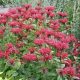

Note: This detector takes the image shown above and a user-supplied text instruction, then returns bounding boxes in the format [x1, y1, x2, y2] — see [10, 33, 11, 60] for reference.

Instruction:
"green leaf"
[57, 75, 63, 80]
[14, 61, 21, 70]
[6, 70, 16, 77]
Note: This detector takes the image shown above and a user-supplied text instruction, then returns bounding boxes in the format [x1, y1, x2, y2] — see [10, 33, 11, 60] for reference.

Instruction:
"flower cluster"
[0, 4, 80, 79]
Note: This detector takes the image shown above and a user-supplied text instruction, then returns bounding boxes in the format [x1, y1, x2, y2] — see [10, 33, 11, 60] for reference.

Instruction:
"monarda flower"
[35, 6, 42, 10]
[11, 28, 22, 34]
[8, 47, 19, 54]
[0, 29, 4, 35]
[4, 12, 12, 18]
[44, 54, 53, 61]
[58, 11, 68, 17]
[46, 11, 55, 18]
[56, 51, 61, 57]
[63, 59, 72, 67]
[55, 41, 69, 50]
[23, 12, 31, 19]
[50, 20, 60, 30]
[9, 58, 15, 65]
[39, 47, 51, 55]
[40, 54, 53, 61]
[68, 34, 77, 42]
[9, 21, 19, 27]
[73, 49, 79, 56]
[0, 19, 7, 25]
[5, 43, 19, 54]
[17, 7, 25, 13]
[35, 13, 44, 20]
[22, 53, 37, 61]
[10, 13, 20, 20]
[6, 43, 14, 49]
[45, 6, 55, 11]
[59, 18, 68, 24]
[45, 38, 57, 46]
[4, 49, 11, 59]
[28, 47, 36, 53]
[35, 28, 45, 36]
[23, 4, 32, 9]
[45, 29, 54, 37]
[59, 67, 75, 76]
[30, 9, 38, 15]
[22, 24, 33, 30]
[54, 32, 66, 38]
[61, 37, 71, 43]
[61, 52, 68, 59]
[8, 8, 17, 14]
[34, 38, 45, 45]
[65, 67, 75, 76]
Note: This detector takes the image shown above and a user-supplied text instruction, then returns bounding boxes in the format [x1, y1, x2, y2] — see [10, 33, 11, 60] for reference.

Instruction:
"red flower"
[50, 20, 60, 30]
[40, 54, 53, 61]
[49, 12, 55, 18]
[54, 32, 66, 38]
[8, 47, 19, 54]
[23, 11, 31, 19]
[55, 41, 69, 50]
[30, 9, 37, 14]
[35, 13, 44, 20]
[28, 47, 36, 53]
[22, 24, 33, 30]
[44, 54, 53, 61]
[4, 12, 12, 18]
[59, 18, 68, 24]
[45, 29, 54, 37]
[56, 51, 61, 57]
[45, 6, 55, 11]
[61, 52, 68, 59]
[0, 29, 4, 35]
[8, 8, 17, 14]
[34, 38, 45, 45]
[68, 34, 77, 42]
[22, 53, 37, 61]
[5, 43, 19, 54]
[67, 67, 75, 76]
[59, 67, 75, 76]
[9, 58, 15, 65]
[10, 13, 20, 19]
[39, 47, 51, 55]
[17, 7, 24, 12]
[0, 19, 7, 25]
[63, 59, 72, 66]
[61, 37, 70, 43]
[58, 11, 68, 17]
[35, 6, 42, 11]
[23, 4, 32, 9]
[6, 43, 14, 49]
[73, 49, 79, 56]
[59, 69, 67, 75]
[9, 21, 19, 27]
[11, 28, 22, 34]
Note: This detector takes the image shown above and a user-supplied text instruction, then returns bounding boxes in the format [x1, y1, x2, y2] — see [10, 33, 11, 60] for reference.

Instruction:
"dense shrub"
[0, 3, 80, 80]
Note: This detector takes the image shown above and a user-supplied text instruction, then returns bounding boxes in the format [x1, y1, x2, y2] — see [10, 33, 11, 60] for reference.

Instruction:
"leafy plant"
[0, 0, 80, 80]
